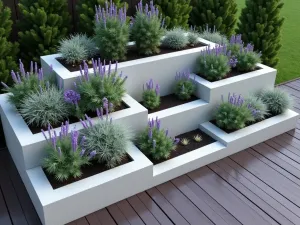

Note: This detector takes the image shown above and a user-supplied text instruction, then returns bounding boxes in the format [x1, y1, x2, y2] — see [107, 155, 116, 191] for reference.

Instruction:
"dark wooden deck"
[1, 79, 300, 225]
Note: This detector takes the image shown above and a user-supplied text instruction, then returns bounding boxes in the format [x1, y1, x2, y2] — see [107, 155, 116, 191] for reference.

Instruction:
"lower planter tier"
[19, 109, 298, 225]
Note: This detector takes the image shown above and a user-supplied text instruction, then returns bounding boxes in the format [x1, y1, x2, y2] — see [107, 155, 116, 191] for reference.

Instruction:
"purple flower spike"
[174, 138, 180, 145]
[155, 84, 160, 96]
[64, 90, 81, 104]
[165, 129, 169, 136]
[148, 127, 153, 139]
[89, 150, 97, 160]
[80, 149, 86, 157]
[1, 82, 9, 89]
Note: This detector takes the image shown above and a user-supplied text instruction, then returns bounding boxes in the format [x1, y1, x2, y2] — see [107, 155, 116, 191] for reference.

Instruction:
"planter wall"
[0, 93, 148, 171]
[194, 63, 277, 104]
[41, 39, 216, 101]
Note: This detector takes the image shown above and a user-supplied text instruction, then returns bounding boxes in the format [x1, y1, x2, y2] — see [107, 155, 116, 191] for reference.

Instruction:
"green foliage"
[58, 34, 97, 65]
[138, 119, 177, 160]
[81, 118, 132, 168]
[77, 0, 127, 37]
[174, 79, 195, 100]
[199, 27, 228, 45]
[20, 87, 71, 127]
[237, 0, 284, 67]
[236, 50, 261, 72]
[196, 46, 230, 81]
[215, 102, 254, 131]
[255, 89, 292, 116]
[187, 30, 200, 46]
[190, 0, 238, 37]
[154, 0, 192, 29]
[18, 0, 71, 63]
[0, 1, 18, 85]
[131, 2, 165, 55]
[162, 28, 188, 49]
[43, 127, 90, 182]
[76, 62, 126, 112]
[244, 95, 268, 121]
[142, 91, 160, 110]
[94, 4, 129, 61]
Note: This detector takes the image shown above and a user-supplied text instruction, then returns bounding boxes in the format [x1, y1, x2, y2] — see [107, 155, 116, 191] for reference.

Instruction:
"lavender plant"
[162, 28, 188, 50]
[1, 60, 55, 108]
[174, 71, 196, 100]
[20, 86, 71, 127]
[215, 93, 255, 131]
[228, 34, 243, 56]
[137, 117, 179, 160]
[131, 1, 165, 55]
[42, 122, 95, 182]
[142, 79, 160, 110]
[74, 60, 127, 113]
[58, 34, 97, 65]
[196, 45, 231, 81]
[235, 44, 261, 72]
[187, 26, 200, 46]
[80, 98, 132, 168]
[199, 25, 228, 45]
[94, 1, 129, 61]
[64, 89, 82, 119]
[244, 94, 268, 121]
[255, 89, 292, 116]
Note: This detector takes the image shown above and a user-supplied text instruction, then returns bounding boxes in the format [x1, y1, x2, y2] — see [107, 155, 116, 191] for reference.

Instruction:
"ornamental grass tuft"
[199, 25, 228, 45]
[94, 0, 129, 61]
[42, 122, 95, 182]
[80, 98, 132, 168]
[162, 28, 188, 50]
[174, 70, 196, 100]
[137, 117, 179, 160]
[142, 79, 160, 109]
[131, 0, 165, 55]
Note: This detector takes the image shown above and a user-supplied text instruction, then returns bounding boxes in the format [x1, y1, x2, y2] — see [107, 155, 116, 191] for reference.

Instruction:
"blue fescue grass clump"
[66, 59, 127, 116]
[196, 45, 231, 81]
[162, 28, 188, 50]
[94, 0, 129, 61]
[254, 89, 292, 116]
[244, 94, 269, 121]
[42, 122, 95, 182]
[20, 86, 71, 127]
[187, 26, 200, 46]
[137, 117, 179, 160]
[80, 98, 132, 168]
[1, 60, 55, 108]
[131, 0, 165, 55]
[199, 25, 228, 45]
[58, 34, 97, 65]
[142, 79, 160, 110]
[215, 93, 255, 131]
[174, 70, 196, 100]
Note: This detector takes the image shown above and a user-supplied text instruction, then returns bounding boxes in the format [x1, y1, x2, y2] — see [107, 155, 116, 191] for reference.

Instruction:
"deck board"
[1, 80, 300, 224]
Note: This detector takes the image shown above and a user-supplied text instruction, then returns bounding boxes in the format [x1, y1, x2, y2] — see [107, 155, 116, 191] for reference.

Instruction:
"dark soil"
[196, 67, 262, 82]
[27, 102, 129, 134]
[141, 94, 200, 114]
[57, 43, 206, 72]
[146, 129, 216, 165]
[44, 154, 133, 189]
[0, 120, 6, 150]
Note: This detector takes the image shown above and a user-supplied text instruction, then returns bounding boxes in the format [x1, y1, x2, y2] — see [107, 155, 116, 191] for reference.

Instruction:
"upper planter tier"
[41, 38, 216, 101]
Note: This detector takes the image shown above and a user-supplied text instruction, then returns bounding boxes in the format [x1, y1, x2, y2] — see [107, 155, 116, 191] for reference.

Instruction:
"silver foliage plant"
[80, 98, 132, 168]
[244, 94, 269, 121]
[20, 86, 71, 127]
[199, 25, 228, 45]
[162, 28, 188, 50]
[58, 34, 97, 65]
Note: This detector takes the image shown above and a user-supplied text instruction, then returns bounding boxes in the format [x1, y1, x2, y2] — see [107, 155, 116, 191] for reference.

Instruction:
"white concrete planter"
[199, 109, 299, 150]
[194, 63, 277, 103]
[0, 93, 147, 171]
[41, 38, 216, 101]
[23, 143, 153, 225]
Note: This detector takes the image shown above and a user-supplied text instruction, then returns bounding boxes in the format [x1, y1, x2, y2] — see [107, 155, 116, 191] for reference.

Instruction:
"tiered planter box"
[1, 37, 299, 225]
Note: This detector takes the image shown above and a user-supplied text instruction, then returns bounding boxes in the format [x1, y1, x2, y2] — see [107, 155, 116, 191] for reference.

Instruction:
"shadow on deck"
[1, 79, 300, 225]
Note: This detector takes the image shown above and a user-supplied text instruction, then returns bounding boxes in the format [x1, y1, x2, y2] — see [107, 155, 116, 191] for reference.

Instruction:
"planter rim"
[0, 93, 146, 146]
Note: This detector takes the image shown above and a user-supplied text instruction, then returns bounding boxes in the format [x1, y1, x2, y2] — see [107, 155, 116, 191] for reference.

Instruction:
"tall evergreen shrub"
[189, 0, 238, 37]
[237, 0, 284, 67]
[0, 0, 18, 84]
[154, 0, 192, 29]
[77, 0, 127, 37]
[18, 0, 71, 63]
